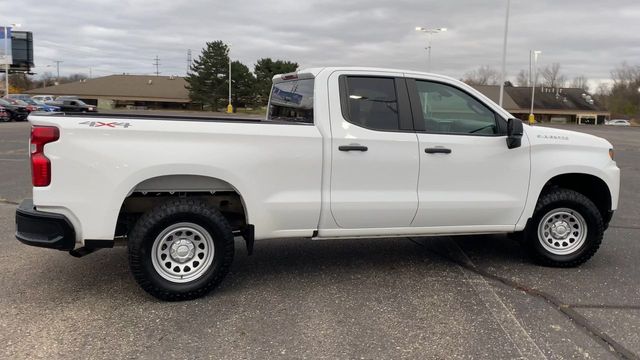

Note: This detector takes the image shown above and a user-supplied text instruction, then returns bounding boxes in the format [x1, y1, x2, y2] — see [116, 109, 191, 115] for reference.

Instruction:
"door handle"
[339, 144, 368, 152]
[425, 147, 452, 154]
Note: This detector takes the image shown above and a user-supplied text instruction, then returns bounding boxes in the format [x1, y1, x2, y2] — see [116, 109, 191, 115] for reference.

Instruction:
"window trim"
[338, 75, 414, 133]
[406, 78, 507, 136]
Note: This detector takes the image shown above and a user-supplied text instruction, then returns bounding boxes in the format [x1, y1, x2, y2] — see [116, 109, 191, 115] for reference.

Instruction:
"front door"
[329, 73, 420, 229]
[408, 79, 530, 228]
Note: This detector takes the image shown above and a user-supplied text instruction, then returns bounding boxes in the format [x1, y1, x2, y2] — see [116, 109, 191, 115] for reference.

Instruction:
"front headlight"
[609, 148, 615, 160]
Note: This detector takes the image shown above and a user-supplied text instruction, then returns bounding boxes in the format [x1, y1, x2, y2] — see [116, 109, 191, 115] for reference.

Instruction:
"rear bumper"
[15, 199, 76, 251]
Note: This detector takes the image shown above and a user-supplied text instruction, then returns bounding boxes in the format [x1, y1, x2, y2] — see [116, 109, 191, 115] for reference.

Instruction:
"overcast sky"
[1, 0, 639, 87]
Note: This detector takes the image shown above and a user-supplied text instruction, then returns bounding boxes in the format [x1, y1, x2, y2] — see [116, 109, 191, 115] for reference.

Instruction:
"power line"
[152, 55, 161, 76]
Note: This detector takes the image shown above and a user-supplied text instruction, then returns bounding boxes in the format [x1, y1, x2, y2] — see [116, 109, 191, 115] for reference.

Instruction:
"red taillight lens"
[30, 126, 59, 187]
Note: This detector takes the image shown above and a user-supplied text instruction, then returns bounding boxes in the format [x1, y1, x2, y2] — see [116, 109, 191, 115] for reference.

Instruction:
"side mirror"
[506, 118, 523, 149]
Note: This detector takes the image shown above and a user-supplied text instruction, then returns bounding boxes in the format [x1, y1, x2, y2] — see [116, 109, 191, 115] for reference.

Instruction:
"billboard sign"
[11, 31, 34, 72]
[0, 27, 12, 66]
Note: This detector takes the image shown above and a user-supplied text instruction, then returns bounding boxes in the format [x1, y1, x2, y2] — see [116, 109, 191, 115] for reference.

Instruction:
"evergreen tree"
[254, 58, 298, 104]
[185, 41, 230, 109]
[230, 60, 256, 108]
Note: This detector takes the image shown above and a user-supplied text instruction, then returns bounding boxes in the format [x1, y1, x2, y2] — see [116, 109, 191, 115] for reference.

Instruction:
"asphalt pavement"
[1, 121, 639, 359]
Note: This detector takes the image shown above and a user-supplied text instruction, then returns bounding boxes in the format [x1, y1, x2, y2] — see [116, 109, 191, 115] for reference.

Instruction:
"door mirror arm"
[506, 118, 523, 149]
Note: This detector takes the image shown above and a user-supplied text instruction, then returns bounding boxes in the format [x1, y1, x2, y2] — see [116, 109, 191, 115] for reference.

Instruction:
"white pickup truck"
[16, 67, 620, 300]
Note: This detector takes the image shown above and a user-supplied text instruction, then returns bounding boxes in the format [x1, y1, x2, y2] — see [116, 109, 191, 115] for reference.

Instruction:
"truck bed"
[37, 111, 267, 124]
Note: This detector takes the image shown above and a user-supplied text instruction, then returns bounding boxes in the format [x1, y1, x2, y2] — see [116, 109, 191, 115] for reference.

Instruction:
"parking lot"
[1, 121, 639, 359]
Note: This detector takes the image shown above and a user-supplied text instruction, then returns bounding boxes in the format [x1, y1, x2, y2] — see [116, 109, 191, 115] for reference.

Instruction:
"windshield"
[0, 99, 10, 106]
[22, 98, 37, 105]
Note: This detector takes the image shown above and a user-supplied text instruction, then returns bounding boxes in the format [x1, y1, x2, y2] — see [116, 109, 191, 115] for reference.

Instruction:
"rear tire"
[128, 198, 234, 301]
[526, 188, 603, 267]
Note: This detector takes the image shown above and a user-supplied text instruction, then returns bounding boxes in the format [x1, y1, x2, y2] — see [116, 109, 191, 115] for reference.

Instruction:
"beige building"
[26, 75, 192, 110]
[472, 85, 610, 124]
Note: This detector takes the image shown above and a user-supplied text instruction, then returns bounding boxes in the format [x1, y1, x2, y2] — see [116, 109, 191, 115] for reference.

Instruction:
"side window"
[268, 78, 314, 124]
[415, 80, 498, 135]
[343, 76, 399, 131]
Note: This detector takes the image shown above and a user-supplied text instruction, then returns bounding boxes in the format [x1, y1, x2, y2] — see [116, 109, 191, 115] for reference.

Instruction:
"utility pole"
[152, 55, 160, 76]
[89, 66, 92, 79]
[186, 49, 192, 75]
[53, 60, 63, 83]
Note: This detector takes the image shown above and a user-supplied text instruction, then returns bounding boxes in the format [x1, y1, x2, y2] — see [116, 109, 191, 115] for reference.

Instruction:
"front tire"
[128, 199, 234, 301]
[526, 188, 603, 267]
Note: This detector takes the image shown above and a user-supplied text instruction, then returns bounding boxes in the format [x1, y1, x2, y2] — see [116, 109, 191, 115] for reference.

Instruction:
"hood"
[525, 125, 612, 150]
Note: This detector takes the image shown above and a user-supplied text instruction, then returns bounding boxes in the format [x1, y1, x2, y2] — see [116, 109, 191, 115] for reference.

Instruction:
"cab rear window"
[268, 78, 314, 124]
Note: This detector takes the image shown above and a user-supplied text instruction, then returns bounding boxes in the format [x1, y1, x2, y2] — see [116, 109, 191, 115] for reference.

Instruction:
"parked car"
[15, 98, 47, 111]
[605, 119, 631, 126]
[54, 96, 79, 101]
[4, 94, 33, 102]
[57, 99, 97, 113]
[0, 106, 9, 122]
[32, 99, 61, 112]
[0, 98, 29, 121]
[31, 95, 56, 103]
[5, 98, 38, 113]
[16, 67, 620, 301]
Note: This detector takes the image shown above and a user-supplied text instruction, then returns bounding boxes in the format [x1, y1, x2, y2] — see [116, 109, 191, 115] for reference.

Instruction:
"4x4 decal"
[79, 121, 132, 128]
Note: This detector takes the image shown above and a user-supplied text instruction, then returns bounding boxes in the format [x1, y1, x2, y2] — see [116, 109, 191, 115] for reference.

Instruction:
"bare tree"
[540, 63, 567, 88]
[608, 62, 640, 117]
[570, 75, 590, 91]
[35, 72, 88, 88]
[60, 73, 88, 84]
[611, 61, 640, 86]
[516, 69, 529, 87]
[593, 82, 611, 109]
[462, 65, 500, 86]
[39, 72, 55, 87]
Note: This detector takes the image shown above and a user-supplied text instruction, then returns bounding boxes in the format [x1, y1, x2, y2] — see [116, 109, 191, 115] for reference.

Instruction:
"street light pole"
[529, 50, 532, 86]
[426, 35, 432, 72]
[498, 0, 511, 107]
[415, 27, 447, 72]
[637, 87, 640, 121]
[3, 26, 8, 96]
[529, 51, 542, 125]
[226, 46, 233, 114]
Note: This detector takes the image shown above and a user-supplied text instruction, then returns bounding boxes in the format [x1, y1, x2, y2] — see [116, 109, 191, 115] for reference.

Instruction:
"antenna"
[186, 49, 192, 74]
[152, 55, 161, 76]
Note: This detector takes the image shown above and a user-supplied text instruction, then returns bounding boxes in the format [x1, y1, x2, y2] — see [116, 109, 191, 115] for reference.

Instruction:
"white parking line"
[445, 240, 548, 360]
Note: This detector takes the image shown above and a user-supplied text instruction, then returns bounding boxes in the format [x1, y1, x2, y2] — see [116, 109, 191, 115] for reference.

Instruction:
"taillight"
[30, 126, 59, 187]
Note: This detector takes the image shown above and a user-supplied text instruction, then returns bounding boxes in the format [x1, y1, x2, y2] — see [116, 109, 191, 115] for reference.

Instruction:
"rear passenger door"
[328, 71, 420, 229]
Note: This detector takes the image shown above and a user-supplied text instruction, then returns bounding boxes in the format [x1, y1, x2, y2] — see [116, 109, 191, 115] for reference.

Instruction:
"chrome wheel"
[151, 222, 215, 283]
[537, 208, 587, 255]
